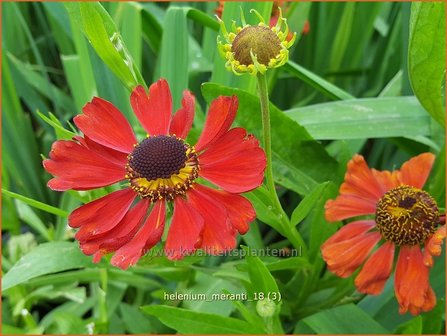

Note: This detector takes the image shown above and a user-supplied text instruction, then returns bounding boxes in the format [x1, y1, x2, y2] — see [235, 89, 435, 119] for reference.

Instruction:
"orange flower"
[322, 153, 445, 315]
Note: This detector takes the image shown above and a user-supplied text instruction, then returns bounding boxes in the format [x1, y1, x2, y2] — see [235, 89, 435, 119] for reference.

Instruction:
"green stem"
[256, 73, 308, 257]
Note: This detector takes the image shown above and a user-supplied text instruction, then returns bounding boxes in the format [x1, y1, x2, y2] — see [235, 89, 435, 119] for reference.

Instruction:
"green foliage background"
[2, 1, 445, 334]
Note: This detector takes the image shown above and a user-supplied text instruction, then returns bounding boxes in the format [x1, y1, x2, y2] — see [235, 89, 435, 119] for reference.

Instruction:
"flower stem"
[256, 73, 308, 257]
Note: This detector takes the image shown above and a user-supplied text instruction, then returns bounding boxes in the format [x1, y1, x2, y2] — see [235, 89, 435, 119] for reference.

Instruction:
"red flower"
[322, 153, 445, 315]
[44, 79, 266, 269]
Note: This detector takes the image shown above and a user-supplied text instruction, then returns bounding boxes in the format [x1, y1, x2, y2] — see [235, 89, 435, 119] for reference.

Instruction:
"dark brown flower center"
[129, 135, 187, 180]
[375, 185, 439, 246]
[125, 135, 199, 201]
[232, 26, 281, 66]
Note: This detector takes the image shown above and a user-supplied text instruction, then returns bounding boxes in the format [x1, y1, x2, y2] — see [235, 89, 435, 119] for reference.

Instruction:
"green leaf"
[294, 304, 390, 334]
[283, 61, 354, 100]
[394, 316, 422, 334]
[14, 200, 52, 242]
[285, 97, 431, 140]
[65, 2, 145, 91]
[408, 2, 446, 127]
[328, 2, 356, 73]
[7, 53, 76, 118]
[37, 111, 77, 140]
[2, 242, 92, 291]
[290, 182, 330, 227]
[2, 56, 49, 202]
[245, 186, 284, 235]
[117, 2, 143, 71]
[421, 299, 444, 334]
[2, 189, 68, 218]
[243, 246, 279, 296]
[182, 272, 241, 316]
[141, 3, 163, 53]
[265, 257, 311, 272]
[159, 7, 189, 109]
[187, 8, 219, 31]
[141, 305, 265, 334]
[120, 303, 157, 334]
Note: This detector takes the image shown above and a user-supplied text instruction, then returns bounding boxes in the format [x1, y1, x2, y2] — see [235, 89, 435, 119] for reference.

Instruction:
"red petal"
[188, 187, 236, 254]
[43, 140, 126, 191]
[111, 201, 166, 270]
[193, 184, 255, 234]
[74, 97, 137, 153]
[198, 127, 265, 193]
[322, 230, 381, 278]
[199, 127, 261, 164]
[395, 245, 436, 315]
[70, 189, 136, 241]
[164, 197, 204, 260]
[130, 80, 172, 136]
[80, 200, 149, 259]
[194, 96, 238, 152]
[199, 148, 266, 193]
[398, 153, 435, 188]
[355, 241, 395, 295]
[82, 136, 128, 166]
[169, 90, 195, 139]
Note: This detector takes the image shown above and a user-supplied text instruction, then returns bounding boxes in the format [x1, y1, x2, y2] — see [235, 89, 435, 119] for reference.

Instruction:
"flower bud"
[217, 8, 295, 76]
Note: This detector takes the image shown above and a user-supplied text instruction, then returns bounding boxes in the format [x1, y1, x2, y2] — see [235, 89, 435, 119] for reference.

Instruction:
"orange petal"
[340, 155, 386, 201]
[322, 231, 381, 278]
[325, 196, 376, 222]
[322, 220, 375, 249]
[325, 155, 386, 222]
[371, 169, 400, 191]
[423, 226, 446, 267]
[395, 245, 436, 315]
[397, 153, 435, 188]
[355, 241, 395, 295]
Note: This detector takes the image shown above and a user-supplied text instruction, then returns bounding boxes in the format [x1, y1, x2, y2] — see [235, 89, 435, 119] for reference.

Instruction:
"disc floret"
[375, 185, 439, 246]
[125, 135, 199, 202]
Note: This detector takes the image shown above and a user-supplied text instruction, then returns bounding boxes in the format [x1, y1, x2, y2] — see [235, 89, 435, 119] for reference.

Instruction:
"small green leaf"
[290, 182, 330, 227]
[120, 303, 157, 334]
[408, 2, 446, 127]
[244, 186, 284, 235]
[37, 111, 77, 140]
[2, 242, 93, 291]
[141, 305, 265, 334]
[243, 246, 279, 296]
[265, 257, 311, 272]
